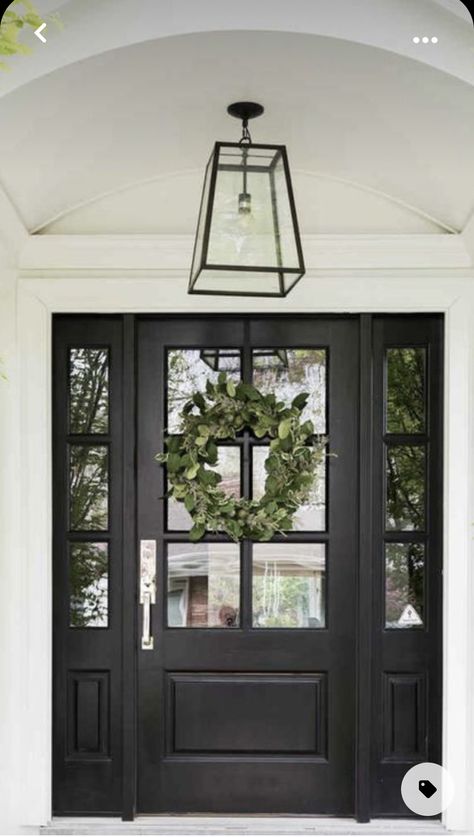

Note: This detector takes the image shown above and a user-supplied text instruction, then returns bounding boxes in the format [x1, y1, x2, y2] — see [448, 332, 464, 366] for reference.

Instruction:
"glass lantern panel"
[190, 151, 215, 283]
[205, 145, 301, 271]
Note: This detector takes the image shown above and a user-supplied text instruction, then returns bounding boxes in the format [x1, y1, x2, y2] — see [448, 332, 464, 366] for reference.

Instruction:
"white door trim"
[15, 261, 474, 832]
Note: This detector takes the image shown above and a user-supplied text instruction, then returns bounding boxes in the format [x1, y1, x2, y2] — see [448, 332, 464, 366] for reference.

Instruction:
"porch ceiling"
[0, 1, 472, 238]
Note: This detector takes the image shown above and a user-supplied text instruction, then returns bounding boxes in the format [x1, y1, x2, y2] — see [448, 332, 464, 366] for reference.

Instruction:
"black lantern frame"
[199, 348, 289, 371]
[188, 140, 306, 298]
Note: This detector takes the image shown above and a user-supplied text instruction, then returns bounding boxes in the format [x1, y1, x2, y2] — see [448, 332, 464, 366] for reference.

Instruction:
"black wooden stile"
[355, 314, 374, 823]
[121, 315, 137, 820]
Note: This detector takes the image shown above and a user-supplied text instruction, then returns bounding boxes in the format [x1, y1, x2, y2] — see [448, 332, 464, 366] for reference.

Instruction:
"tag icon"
[419, 779, 437, 799]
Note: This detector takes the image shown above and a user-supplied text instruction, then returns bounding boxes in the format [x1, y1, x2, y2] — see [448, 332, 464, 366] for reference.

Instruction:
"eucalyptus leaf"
[278, 419, 291, 439]
[167, 453, 182, 473]
[193, 392, 206, 411]
[189, 523, 206, 542]
[292, 393, 309, 411]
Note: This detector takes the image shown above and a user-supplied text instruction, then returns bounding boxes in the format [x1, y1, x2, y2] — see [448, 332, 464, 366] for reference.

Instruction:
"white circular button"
[401, 762, 454, 816]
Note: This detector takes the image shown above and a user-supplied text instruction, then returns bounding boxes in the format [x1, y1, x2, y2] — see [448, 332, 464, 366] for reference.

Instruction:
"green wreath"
[156, 373, 326, 542]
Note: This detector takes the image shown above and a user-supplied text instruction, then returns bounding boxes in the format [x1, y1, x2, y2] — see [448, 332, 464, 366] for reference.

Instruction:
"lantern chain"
[239, 118, 252, 145]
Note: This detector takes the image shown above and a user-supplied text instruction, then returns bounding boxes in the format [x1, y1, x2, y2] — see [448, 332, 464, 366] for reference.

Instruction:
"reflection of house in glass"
[167, 544, 240, 628]
[167, 543, 326, 630]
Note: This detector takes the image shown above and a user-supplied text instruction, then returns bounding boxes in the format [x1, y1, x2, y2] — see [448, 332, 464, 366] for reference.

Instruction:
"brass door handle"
[140, 540, 156, 651]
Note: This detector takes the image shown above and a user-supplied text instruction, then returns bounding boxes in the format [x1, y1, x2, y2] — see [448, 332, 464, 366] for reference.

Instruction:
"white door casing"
[0, 230, 473, 830]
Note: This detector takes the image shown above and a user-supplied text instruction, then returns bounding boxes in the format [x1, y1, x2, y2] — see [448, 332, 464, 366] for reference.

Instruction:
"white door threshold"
[41, 816, 447, 836]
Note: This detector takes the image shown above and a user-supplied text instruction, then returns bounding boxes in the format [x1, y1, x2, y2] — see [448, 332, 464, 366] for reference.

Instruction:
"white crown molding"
[462, 211, 474, 262]
[19, 232, 473, 274]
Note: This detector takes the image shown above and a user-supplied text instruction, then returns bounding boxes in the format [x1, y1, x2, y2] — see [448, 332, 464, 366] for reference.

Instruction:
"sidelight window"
[384, 345, 427, 629]
[67, 346, 111, 628]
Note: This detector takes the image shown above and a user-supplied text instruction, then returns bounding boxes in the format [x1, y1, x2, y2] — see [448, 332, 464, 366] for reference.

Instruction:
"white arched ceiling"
[1, 0, 473, 96]
[0, 2, 473, 237]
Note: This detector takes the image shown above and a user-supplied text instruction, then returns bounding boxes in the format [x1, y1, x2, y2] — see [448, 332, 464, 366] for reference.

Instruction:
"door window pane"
[167, 447, 241, 531]
[252, 544, 326, 628]
[386, 348, 426, 434]
[70, 542, 108, 628]
[167, 543, 240, 628]
[69, 348, 109, 434]
[252, 348, 326, 434]
[385, 543, 424, 629]
[70, 445, 109, 531]
[167, 349, 241, 433]
[386, 445, 425, 531]
[252, 446, 326, 531]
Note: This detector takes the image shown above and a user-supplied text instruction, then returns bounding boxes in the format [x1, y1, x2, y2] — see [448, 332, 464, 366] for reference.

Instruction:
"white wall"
[0, 272, 24, 836]
[1, 232, 474, 832]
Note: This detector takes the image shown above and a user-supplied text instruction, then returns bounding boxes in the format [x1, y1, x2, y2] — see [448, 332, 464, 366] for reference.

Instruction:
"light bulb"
[238, 192, 252, 215]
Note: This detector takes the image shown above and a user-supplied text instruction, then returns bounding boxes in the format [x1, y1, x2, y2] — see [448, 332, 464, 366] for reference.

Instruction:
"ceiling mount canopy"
[188, 101, 305, 297]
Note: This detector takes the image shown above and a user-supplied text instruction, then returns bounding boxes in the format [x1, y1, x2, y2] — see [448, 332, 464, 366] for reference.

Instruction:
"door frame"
[16, 269, 474, 830]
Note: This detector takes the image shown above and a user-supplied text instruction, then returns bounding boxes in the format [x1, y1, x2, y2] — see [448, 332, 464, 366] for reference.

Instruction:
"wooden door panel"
[136, 316, 359, 814]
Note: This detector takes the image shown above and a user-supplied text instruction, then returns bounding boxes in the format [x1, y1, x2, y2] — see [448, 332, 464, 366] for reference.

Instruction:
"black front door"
[136, 316, 359, 814]
[52, 313, 443, 819]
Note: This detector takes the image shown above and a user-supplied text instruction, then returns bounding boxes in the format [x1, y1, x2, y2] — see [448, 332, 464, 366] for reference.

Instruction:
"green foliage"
[156, 375, 327, 542]
[0, 1, 62, 71]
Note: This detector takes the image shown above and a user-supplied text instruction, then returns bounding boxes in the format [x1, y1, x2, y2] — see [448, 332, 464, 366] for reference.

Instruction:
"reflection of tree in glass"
[385, 543, 424, 626]
[70, 543, 108, 628]
[252, 447, 326, 531]
[387, 349, 425, 434]
[70, 349, 109, 434]
[252, 549, 325, 628]
[253, 570, 324, 628]
[386, 446, 425, 531]
[70, 446, 108, 531]
[252, 349, 326, 434]
[167, 350, 241, 433]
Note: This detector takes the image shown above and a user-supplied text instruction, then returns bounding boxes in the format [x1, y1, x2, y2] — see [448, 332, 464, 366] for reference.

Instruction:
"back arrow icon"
[34, 22, 47, 43]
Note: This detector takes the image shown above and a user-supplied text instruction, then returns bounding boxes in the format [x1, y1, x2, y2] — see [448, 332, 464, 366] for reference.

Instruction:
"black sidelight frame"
[52, 313, 443, 821]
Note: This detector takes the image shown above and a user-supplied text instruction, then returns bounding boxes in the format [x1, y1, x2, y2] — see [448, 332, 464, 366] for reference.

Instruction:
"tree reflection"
[70, 445, 108, 531]
[70, 348, 109, 434]
[387, 348, 425, 434]
[386, 445, 425, 531]
[385, 543, 424, 626]
[70, 543, 108, 627]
